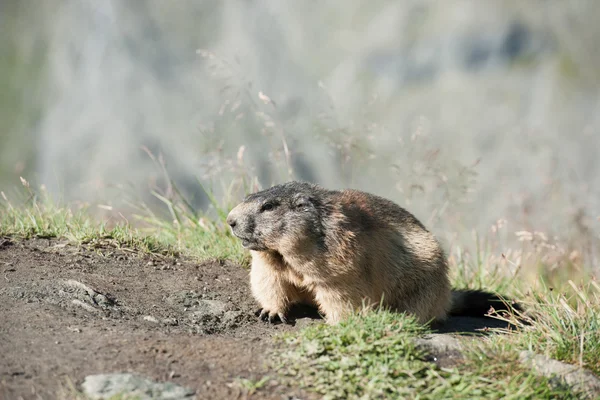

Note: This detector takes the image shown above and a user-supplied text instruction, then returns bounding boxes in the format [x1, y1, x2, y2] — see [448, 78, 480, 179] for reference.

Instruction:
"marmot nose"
[226, 216, 236, 228]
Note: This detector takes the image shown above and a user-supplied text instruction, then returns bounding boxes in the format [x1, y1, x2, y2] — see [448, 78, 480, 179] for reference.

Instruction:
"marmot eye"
[261, 203, 274, 212]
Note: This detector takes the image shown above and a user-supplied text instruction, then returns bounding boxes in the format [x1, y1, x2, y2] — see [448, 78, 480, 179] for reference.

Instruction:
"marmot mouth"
[239, 238, 266, 251]
[235, 236, 255, 248]
[232, 233, 264, 250]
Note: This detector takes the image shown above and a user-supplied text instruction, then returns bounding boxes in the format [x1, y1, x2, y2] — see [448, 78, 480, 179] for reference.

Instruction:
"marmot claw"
[255, 308, 289, 324]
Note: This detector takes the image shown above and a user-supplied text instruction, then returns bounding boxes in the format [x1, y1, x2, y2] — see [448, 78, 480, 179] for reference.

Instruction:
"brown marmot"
[226, 181, 517, 325]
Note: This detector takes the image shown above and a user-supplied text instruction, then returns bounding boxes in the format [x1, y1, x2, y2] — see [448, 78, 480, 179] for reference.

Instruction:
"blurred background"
[1, 0, 599, 271]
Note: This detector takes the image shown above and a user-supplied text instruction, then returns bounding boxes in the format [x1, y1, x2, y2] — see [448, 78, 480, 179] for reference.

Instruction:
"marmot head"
[226, 181, 327, 253]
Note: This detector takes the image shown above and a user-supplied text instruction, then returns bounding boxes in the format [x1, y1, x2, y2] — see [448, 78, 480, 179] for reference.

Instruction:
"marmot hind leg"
[312, 286, 370, 325]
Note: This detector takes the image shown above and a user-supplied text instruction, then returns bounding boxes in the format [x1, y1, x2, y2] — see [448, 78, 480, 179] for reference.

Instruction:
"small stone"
[81, 373, 196, 399]
[71, 299, 100, 314]
[415, 334, 463, 354]
[414, 334, 466, 368]
[222, 310, 244, 326]
[194, 299, 231, 315]
[519, 351, 600, 399]
[143, 316, 159, 323]
[162, 318, 178, 326]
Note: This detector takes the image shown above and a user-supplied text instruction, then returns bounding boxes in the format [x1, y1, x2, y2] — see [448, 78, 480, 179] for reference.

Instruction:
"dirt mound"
[0, 238, 315, 399]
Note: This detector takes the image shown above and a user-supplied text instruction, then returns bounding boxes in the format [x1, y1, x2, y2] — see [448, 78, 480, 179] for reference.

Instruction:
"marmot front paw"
[254, 307, 290, 325]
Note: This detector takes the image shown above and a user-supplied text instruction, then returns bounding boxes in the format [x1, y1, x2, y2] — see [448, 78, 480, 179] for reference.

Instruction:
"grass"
[266, 262, 599, 398]
[0, 177, 250, 265]
[444, 224, 600, 377]
[235, 376, 272, 396]
[1, 177, 598, 399]
[503, 280, 600, 375]
[0, 197, 174, 256]
[267, 219, 599, 399]
[274, 310, 584, 399]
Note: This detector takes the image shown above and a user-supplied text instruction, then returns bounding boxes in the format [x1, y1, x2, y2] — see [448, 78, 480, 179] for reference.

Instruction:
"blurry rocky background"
[1, 0, 599, 269]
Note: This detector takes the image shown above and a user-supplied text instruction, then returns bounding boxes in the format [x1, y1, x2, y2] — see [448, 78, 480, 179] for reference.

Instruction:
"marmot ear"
[293, 194, 313, 209]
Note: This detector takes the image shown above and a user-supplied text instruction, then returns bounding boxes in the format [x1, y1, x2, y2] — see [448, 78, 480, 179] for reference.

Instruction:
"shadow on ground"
[285, 303, 515, 334]
[432, 315, 516, 335]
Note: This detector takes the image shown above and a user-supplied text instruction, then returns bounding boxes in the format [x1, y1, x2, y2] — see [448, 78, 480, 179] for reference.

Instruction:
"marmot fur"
[226, 181, 517, 325]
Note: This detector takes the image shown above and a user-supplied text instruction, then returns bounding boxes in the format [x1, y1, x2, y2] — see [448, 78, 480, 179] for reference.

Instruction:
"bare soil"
[0, 237, 514, 400]
[0, 237, 319, 400]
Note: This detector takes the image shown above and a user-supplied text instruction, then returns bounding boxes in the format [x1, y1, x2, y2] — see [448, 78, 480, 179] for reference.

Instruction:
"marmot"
[226, 181, 517, 325]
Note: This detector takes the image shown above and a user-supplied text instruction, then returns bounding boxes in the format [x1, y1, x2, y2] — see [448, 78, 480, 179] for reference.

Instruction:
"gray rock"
[143, 315, 159, 324]
[519, 351, 600, 399]
[413, 334, 600, 397]
[162, 317, 179, 326]
[222, 310, 245, 325]
[194, 299, 232, 315]
[188, 300, 232, 323]
[415, 334, 465, 367]
[415, 334, 464, 354]
[81, 373, 196, 400]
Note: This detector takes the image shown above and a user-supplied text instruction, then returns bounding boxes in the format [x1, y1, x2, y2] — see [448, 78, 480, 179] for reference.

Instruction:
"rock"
[415, 334, 465, 367]
[519, 351, 600, 399]
[64, 279, 114, 307]
[71, 299, 101, 314]
[188, 300, 240, 322]
[415, 334, 464, 354]
[222, 310, 244, 325]
[184, 299, 246, 333]
[81, 373, 196, 400]
[195, 299, 232, 315]
[162, 317, 179, 326]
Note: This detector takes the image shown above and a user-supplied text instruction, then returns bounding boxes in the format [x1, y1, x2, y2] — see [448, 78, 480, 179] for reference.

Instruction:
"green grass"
[0, 198, 173, 255]
[0, 178, 249, 265]
[234, 376, 272, 396]
[501, 280, 600, 376]
[266, 252, 599, 399]
[445, 228, 600, 376]
[274, 310, 583, 399]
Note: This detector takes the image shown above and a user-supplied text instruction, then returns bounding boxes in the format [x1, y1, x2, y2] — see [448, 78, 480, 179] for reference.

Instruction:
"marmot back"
[226, 181, 515, 325]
